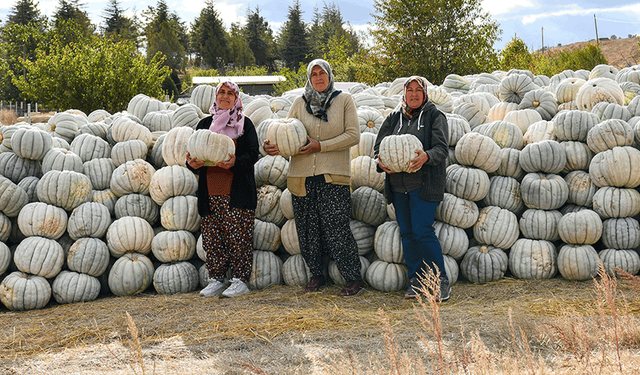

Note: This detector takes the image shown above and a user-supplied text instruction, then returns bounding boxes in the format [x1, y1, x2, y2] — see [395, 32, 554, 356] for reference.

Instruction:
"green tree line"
[0, 0, 612, 113]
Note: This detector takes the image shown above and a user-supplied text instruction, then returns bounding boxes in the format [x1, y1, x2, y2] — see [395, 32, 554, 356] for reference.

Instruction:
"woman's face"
[405, 80, 425, 109]
[310, 65, 329, 93]
[216, 84, 237, 110]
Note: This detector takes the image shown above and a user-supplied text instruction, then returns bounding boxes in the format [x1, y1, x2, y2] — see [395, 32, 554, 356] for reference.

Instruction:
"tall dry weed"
[324, 264, 640, 375]
[540, 264, 640, 374]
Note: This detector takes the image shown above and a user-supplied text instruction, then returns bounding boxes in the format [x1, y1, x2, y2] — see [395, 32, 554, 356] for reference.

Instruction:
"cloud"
[176, 0, 244, 27]
[522, 3, 640, 24]
[482, 0, 538, 16]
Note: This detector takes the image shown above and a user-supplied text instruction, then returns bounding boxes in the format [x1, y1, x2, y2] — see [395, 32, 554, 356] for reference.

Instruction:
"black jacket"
[374, 100, 449, 203]
[187, 116, 260, 215]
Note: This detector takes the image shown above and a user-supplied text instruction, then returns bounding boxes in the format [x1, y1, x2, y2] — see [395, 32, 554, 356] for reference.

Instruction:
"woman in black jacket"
[374, 76, 450, 301]
[187, 81, 259, 298]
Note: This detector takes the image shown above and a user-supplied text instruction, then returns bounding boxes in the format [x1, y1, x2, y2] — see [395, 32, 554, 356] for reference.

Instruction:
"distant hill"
[543, 37, 639, 70]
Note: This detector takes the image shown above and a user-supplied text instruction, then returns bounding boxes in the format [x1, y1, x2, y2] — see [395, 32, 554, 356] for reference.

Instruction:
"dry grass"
[1, 275, 639, 374]
[0, 109, 18, 125]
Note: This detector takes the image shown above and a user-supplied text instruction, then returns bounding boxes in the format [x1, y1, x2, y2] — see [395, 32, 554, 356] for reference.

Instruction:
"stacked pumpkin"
[149, 164, 200, 295]
[447, 132, 511, 284]
[587, 119, 640, 278]
[255, 118, 301, 288]
[5, 65, 640, 311]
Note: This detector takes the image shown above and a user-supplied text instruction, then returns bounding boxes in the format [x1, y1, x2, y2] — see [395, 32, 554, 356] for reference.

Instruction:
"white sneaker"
[221, 278, 250, 298]
[200, 278, 228, 297]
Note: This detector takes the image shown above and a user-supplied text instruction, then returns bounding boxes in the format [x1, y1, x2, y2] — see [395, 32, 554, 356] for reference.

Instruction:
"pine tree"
[226, 22, 255, 69]
[101, 0, 138, 44]
[243, 7, 276, 70]
[190, 0, 228, 69]
[143, 0, 188, 97]
[278, 0, 309, 70]
[6, 0, 46, 27]
[307, 3, 359, 61]
[52, 0, 95, 43]
[143, 0, 189, 62]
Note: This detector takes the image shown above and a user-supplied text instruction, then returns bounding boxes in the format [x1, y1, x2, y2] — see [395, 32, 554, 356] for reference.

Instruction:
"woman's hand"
[186, 152, 205, 169]
[377, 155, 395, 174]
[298, 136, 321, 155]
[409, 149, 429, 171]
[216, 153, 236, 169]
[263, 140, 280, 156]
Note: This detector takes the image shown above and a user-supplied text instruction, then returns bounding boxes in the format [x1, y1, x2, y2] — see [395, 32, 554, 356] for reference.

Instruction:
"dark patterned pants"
[201, 195, 254, 282]
[291, 181, 362, 282]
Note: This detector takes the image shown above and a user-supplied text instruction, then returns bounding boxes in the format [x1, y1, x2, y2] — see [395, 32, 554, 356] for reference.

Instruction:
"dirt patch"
[548, 37, 640, 70]
[1, 277, 639, 373]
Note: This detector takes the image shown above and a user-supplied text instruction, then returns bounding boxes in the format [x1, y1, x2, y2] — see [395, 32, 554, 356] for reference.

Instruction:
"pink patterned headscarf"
[208, 81, 245, 139]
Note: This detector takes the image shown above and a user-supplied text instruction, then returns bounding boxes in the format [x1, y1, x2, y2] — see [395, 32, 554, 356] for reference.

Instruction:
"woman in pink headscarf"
[186, 81, 259, 298]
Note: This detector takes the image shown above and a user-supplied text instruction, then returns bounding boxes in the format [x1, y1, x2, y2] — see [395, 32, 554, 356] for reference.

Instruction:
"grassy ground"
[2, 272, 640, 374]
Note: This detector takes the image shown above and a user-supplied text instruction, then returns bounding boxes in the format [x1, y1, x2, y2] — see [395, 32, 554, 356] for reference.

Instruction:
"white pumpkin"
[558, 210, 602, 245]
[106, 216, 154, 257]
[265, 118, 307, 158]
[472, 206, 519, 250]
[36, 170, 92, 211]
[11, 127, 53, 161]
[108, 252, 155, 296]
[249, 250, 283, 290]
[575, 78, 624, 111]
[14, 236, 65, 278]
[151, 230, 196, 263]
[17, 202, 68, 240]
[160, 195, 201, 232]
[162, 126, 194, 167]
[351, 186, 387, 226]
[0, 271, 51, 311]
[509, 239, 557, 279]
[378, 134, 424, 173]
[67, 237, 110, 276]
[557, 244, 599, 281]
[0, 175, 29, 218]
[110, 159, 156, 197]
[52, 271, 101, 304]
[365, 260, 408, 292]
[351, 155, 384, 192]
[374, 221, 404, 264]
[153, 262, 199, 295]
[186, 129, 236, 166]
[148, 165, 198, 206]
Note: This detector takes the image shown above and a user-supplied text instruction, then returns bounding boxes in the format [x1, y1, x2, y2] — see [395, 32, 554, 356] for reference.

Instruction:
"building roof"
[192, 76, 287, 85]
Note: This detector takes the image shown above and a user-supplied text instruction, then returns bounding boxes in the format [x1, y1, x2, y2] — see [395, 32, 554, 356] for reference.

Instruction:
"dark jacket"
[187, 116, 260, 215]
[374, 100, 449, 203]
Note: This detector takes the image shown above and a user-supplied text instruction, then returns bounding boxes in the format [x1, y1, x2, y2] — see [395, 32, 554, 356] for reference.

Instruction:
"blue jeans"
[393, 189, 447, 280]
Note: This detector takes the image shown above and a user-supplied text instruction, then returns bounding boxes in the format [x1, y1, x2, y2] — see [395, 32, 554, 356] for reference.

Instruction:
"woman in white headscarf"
[374, 76, 450, 301]
[187, 81, 259, 298]
[264, 59, 365, 296]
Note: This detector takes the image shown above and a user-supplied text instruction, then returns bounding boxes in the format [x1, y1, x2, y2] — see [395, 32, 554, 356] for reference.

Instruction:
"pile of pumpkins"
[2, 63, 640, 311]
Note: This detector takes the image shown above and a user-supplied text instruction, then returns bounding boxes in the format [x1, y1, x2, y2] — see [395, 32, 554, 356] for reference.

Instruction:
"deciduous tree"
[13, 36, 170, 113]
[371, 0, 501, 84]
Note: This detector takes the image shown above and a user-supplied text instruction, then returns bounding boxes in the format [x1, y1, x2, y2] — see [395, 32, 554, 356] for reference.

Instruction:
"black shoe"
[438, 277, 451, 302]
[404, 277, 420, 299]
[305, 276, 326, 293]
